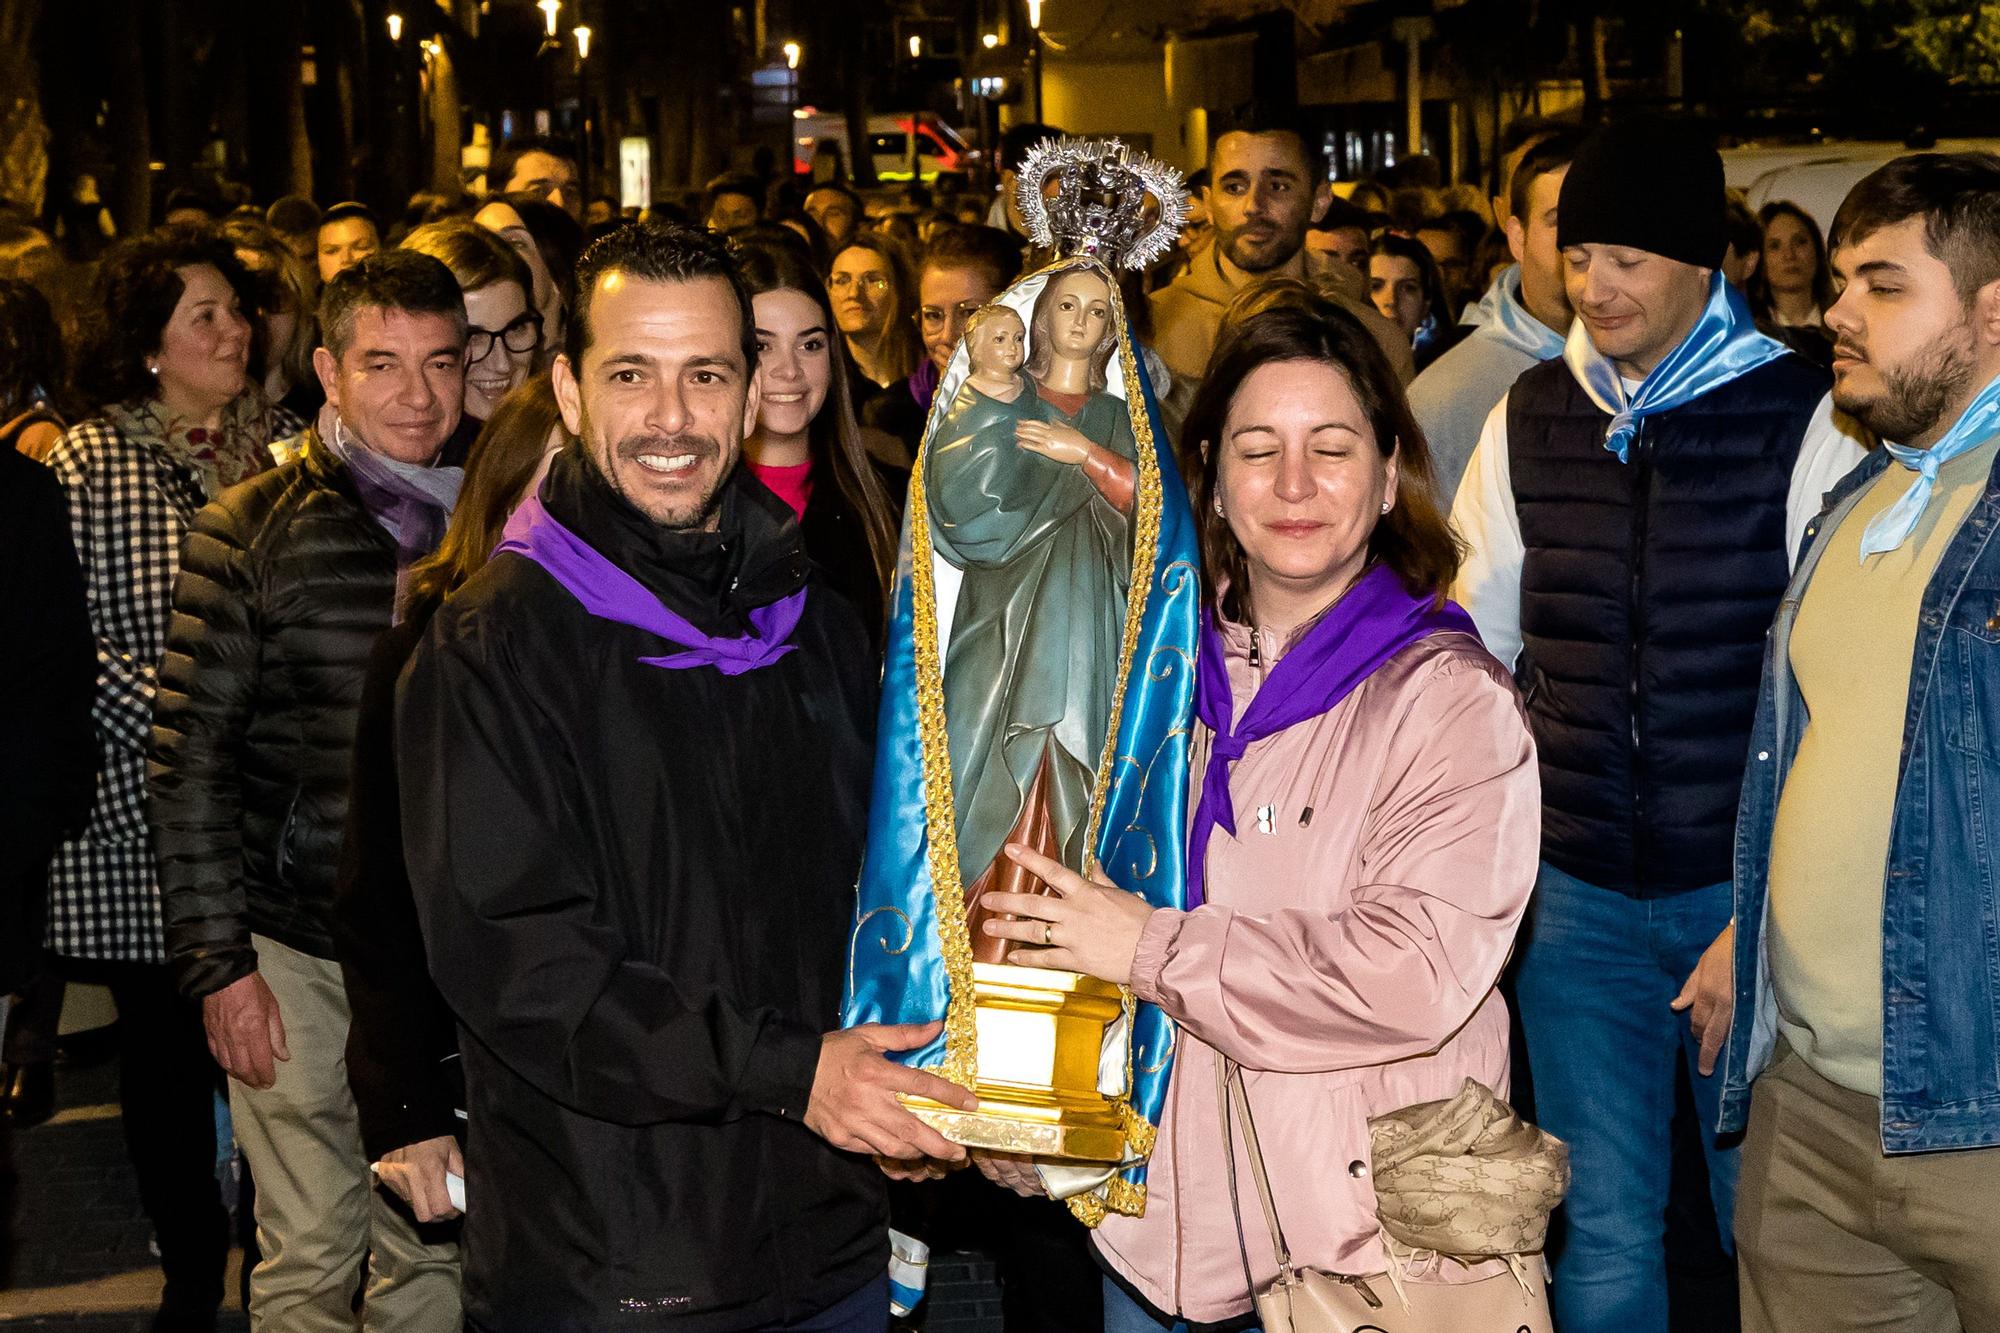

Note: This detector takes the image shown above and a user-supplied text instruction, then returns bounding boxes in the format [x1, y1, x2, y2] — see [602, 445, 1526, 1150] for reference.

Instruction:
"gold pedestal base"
[904, 962, 1127, 1162]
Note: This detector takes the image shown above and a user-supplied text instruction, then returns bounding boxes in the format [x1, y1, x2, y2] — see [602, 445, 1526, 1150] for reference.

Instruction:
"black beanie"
[1557, 117, 1726, 270]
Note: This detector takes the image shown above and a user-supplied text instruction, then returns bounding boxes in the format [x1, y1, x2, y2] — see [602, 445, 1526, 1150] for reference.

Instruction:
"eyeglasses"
[829, 271, 890, 294]
[917, 300, 985, 331]
[467, 311, 543, 365]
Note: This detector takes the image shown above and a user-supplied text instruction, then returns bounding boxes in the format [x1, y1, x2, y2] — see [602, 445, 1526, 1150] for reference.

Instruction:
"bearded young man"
[1449, 117, 1869, 1333]
[396, 223, 974, 1333]
[1677, 151, 2000, 1332]
[1148, 119, 1415, 394]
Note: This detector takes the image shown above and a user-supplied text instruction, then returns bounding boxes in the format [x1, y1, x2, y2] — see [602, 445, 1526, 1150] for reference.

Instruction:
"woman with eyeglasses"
[828, 233, 919, 386]
[401, 220, 542, 425]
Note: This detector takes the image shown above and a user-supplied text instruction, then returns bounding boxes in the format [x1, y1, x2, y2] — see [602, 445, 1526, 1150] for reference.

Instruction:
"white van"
[1723, 138, 2000, 232]
[791, 111, 971, 181]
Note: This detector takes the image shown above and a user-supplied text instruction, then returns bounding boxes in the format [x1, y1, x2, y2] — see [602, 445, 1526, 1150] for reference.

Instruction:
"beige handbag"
[1218, 1059, 1562, 1333]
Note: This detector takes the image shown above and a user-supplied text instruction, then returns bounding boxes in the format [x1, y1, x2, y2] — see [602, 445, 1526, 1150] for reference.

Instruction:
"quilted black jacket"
[151, 430, 399, 1000]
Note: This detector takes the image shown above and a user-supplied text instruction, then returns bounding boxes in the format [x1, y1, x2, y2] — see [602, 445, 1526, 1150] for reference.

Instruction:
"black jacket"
[331, 606, 462, 1163]
[398, 450, 885, 1331]
[1507, 351, 1830, 894]
[152, 431, 399, 998]
[796, 455, 905, 651]
[0, 450, 95, 992]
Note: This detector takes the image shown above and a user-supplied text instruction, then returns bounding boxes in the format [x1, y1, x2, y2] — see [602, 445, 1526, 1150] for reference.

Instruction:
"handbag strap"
[1217, 1056, 1297, 1287]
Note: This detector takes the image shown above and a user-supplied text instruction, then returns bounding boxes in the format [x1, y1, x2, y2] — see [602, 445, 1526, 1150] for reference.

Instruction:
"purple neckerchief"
[1187, 564, 1477, 906]
[910, 359, 940, 409]
[496, 490, 806, 676]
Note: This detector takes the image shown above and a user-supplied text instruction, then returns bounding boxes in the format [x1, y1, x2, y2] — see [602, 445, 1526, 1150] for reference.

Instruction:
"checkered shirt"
[42, 418, 210, 962]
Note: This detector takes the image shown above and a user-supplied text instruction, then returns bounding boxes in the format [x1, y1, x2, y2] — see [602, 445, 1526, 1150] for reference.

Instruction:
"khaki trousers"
[1737, 1040, 2000, 1333]
[230, 934, 460, 1333]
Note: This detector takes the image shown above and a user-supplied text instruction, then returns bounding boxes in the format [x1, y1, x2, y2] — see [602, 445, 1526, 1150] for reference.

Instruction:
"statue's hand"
[1014, 419, 1091, 465]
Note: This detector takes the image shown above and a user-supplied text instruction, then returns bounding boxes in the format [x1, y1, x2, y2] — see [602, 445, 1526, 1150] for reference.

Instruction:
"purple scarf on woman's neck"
[496, 490, 806, 675]
[1187, 564, 1477, 906]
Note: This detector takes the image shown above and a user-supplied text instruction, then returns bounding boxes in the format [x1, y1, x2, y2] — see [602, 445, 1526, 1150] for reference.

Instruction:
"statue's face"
[1043, 270, 1111, 361]
[967, 311, 1026, 376]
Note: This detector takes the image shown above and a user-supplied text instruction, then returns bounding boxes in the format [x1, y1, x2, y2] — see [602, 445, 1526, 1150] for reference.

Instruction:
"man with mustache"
[1148, 118, 1415, 402]
[1687, 152, 2000, 1331]
[153, 251, 471, 1331]
[1449, 117, 1868, 1333]
[397, 222, 976, 1333]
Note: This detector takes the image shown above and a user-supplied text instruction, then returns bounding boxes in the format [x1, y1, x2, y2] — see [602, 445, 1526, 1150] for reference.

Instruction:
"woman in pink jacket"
[977, 298, 1541, 1330]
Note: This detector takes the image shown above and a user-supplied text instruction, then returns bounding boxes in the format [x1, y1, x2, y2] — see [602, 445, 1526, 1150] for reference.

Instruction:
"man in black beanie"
[1447, 116, 1869, 1333]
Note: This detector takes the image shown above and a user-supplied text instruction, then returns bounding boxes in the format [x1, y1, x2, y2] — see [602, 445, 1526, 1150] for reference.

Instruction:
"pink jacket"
[1093, 621, 1540, 1323]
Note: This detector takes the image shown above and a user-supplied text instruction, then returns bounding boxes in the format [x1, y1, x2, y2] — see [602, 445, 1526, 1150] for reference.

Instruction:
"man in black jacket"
[152, 251, 469, 1331]
[397, 222, 973, 1333]
[0, 447, 94, 1277]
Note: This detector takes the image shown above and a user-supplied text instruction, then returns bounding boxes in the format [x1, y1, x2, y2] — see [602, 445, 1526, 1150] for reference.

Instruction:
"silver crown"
[1015, 137, 1187, 272]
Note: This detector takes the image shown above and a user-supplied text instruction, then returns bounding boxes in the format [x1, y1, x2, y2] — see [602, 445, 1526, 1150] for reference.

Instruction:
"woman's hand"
[979, 844, 1157, 987]
[1014, 420, 1091, 465]
[972, 1150, 1048, 1197]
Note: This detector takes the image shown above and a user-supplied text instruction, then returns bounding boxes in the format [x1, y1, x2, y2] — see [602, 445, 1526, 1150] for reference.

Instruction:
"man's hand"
[972, 1150, 1047, 1198]
[201, 972, 289, 1089]
[375, 1135, 464, 1223]
[1672, 922, 1735, 1077]
[805, 1021, 977, 1164]
[875, 1154, 961, 1183]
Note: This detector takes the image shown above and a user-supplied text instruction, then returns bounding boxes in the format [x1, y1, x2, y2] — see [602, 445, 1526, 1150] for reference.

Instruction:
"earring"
[1381, 500, 1393, 514]
[147, 363, 159, 376]
[1213, 495, 1225, 518]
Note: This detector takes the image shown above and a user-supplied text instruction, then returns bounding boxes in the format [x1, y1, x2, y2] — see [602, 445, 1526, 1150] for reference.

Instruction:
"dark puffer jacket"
[152, 430, 398, 1000]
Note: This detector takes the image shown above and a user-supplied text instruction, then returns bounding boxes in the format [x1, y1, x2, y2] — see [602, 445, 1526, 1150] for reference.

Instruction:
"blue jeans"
[1104, 1276, 1261, 1333]
[1513, 863, 1738, 1333]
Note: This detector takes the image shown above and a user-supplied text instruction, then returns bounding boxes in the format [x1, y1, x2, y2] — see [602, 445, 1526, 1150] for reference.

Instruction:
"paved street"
[2, 1052, 1000, 1333]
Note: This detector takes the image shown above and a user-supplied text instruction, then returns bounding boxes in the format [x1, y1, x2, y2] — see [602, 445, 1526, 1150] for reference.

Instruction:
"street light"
[386, 11, 403, 41]
[573, 25, 591, 59]
[1027, 0, 1042, 28]
[537, 0, 561, 37]
[783, 40, 801, 69]
[982, 32, 999, 48]
[908, 33, 922, 58]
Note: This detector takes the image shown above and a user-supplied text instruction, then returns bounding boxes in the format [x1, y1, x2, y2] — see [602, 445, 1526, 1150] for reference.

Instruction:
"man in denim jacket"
[1681, 153, 2000, 1328]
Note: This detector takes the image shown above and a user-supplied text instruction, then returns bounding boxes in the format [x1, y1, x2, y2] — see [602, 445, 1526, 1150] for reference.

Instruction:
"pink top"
[747, 458, 814, 520]
[1093, 621, 1540, 1322]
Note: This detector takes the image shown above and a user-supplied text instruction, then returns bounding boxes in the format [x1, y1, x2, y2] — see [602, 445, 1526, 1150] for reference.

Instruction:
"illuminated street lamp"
[908, 33, 922, 58]
[982, 32, 999, 48]
[537, 0, 561, 37]
[783, 40, 801, 69]
[386, 11, 403, 41]
[1027, 0, 1042, 27]
[573, 25, 591, 59]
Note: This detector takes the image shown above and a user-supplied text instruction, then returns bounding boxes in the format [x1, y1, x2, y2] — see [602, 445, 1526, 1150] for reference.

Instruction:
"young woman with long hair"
[732, 233, 903, 641]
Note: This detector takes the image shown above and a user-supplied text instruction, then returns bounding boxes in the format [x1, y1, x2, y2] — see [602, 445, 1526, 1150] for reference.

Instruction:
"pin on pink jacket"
[1093, 620, 1540, 1324]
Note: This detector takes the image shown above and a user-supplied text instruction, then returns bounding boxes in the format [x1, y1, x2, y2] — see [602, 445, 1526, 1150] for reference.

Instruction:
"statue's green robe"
[926, 379, 1138, 892]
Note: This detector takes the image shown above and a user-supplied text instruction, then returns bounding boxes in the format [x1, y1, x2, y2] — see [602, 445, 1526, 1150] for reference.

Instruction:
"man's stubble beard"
[1839, 320, 1978, 444]
[587, 423, 733, 531]
[1222, 222, 1305, 277]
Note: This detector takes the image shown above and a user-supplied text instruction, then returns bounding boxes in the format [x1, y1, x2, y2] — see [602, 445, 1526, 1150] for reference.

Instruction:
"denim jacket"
[1722, 445, 2000, 1152]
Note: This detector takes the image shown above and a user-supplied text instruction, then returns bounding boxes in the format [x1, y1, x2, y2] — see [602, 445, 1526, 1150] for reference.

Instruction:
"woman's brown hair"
[829, 232, 921, 383]
[732, 234, 899, 604]
[1181, 296, 1463, 623]
[401, 373, 565, 622]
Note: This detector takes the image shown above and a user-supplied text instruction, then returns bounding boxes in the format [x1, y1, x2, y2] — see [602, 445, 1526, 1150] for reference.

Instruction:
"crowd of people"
[1, 105, 1997, 1333]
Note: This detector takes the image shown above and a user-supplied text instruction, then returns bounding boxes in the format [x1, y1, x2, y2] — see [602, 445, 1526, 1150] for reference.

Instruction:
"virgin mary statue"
[844, 139, 1200, 1225]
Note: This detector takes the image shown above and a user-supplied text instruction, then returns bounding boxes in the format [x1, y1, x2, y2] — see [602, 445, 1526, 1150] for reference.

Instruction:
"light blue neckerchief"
[1467, 264, 1568, 362]
[1564, 272, 1789, 463]
[1861, 373, 2000, 561]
